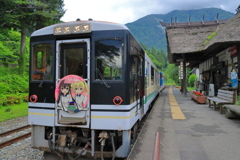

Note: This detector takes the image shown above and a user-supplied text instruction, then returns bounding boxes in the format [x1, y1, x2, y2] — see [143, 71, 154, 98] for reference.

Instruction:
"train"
[28, 19, 164, 159]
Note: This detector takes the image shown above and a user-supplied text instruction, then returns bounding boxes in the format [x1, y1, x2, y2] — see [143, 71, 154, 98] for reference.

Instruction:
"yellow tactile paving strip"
[170, 107, 186, 119]
[170, 101, 178, 106]
[169, 86, 186, 119]
[169, 95, 177, 102]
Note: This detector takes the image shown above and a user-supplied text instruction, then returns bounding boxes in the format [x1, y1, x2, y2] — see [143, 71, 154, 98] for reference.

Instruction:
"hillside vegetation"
[0, 30, 29, 106]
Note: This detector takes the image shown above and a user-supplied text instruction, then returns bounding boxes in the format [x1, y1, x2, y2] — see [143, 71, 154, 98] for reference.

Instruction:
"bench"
[207, 89, 235, 114]
[224, 105, 240, 119]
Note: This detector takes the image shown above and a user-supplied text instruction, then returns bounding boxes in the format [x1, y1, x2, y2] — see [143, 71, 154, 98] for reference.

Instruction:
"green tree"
[0, 0, 65, 75]
[0, 29, 19, 67]
[165, 64, 180, 85]
[188, 74, 197, 87]
[140, 43, 168, 71]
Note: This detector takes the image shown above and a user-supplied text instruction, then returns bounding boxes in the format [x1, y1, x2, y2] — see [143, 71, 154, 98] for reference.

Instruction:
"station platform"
[128, 86, 240, 160]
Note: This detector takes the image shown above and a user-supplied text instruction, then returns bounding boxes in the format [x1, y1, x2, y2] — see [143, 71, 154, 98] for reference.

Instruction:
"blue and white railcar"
[28, 19, 161, 159]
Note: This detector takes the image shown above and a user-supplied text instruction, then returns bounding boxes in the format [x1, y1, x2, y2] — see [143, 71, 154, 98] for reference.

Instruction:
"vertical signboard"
[231, 71, 238, 87]
[179, 62, 183, 79]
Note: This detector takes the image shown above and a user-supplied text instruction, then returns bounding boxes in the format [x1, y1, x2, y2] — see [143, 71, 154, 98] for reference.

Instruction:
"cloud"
[61, 0, 239, 24]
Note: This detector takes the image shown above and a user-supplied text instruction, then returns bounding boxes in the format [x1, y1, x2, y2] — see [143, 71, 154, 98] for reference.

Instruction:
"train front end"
[28, 20, 139, 159]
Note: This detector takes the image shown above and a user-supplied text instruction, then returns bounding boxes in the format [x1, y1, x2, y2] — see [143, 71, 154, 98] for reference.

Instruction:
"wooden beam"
[237, 44, 240, 80]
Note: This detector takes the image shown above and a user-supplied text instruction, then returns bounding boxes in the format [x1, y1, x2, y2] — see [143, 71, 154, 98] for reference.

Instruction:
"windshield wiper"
[38, 73, 50, 88]
[96, 68, 111, 88]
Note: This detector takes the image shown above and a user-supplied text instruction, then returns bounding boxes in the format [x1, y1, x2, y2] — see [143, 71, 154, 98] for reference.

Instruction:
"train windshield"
[59, 43, 87, 78]
[31, 43, 53, 81]
[95, 39, 123, 81]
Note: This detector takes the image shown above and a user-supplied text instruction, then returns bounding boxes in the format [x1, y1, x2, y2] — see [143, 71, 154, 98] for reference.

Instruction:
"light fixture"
[63, 26, 71, 33]
[113, 96, 123, 105]
[82, 24, 90, 31]
[54, 27, 62, 34]
[176, 59, 183, 62]
[30, 95, 38, 103]
[73, 25, 81, 33]
[54, 24, 92, 35]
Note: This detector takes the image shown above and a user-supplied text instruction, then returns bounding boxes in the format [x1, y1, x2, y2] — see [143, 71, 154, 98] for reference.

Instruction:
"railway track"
[0, 125, 31, 149]
[0, 108, 152, 160]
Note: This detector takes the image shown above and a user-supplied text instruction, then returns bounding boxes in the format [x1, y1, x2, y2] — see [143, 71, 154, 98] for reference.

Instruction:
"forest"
[0, 0, 65, 106]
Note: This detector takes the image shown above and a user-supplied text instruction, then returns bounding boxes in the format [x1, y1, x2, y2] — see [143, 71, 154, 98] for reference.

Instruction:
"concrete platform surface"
[128, 86, 240, 160]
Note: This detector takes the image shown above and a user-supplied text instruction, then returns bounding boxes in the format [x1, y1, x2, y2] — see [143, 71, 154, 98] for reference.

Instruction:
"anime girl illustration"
[57, 80, 73, 112]
[71, 80, 89, 110]
[55, 75, 89, 113]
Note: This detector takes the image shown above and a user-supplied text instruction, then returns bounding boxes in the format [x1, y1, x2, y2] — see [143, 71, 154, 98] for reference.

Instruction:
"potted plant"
[191, 91, 207, 104]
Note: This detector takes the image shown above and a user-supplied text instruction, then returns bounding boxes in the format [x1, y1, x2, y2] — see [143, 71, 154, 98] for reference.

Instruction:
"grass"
[187, 87, 195, 91]
[0, 102, 28, 123]
[237, 96, 240, 106]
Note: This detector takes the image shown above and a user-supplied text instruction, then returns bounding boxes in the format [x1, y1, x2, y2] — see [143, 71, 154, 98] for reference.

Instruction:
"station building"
[160, 6, 240, 100]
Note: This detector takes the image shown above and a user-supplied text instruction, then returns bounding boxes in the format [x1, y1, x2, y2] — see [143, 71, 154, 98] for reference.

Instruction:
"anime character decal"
[55, 75, 89, 113]
[57, 82, 72, 111]
[71, 81, 89, 110]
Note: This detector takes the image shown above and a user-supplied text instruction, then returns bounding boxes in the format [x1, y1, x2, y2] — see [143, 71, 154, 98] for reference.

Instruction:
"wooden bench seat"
[207, 89, 235, 114]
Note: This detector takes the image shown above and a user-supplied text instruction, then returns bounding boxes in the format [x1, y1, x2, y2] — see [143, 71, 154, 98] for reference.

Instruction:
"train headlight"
[30, 95, 38, 103]
[63, 26, 71, 33]
[54, 27, 62, 34]
[82, 24, 90, 31]
[54, 26, 71, 35]
[113, 96, 123, 105]
[73, 25, 81, 33]
[54, 24, 92, 35]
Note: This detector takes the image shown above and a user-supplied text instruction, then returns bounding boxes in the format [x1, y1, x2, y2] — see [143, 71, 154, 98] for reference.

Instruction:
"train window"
[151, 66, 154, 85]
[145, 61, 149, 88]
[62, 48, 84, 76]
[32, 43, 53, 81]
[138, 57, 142, 76]
[95, 39, 123, 81]
[36, 51, 43, 69]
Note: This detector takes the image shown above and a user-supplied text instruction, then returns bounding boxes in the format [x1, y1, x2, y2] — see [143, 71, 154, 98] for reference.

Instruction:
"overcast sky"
[61, 0, 239, 24]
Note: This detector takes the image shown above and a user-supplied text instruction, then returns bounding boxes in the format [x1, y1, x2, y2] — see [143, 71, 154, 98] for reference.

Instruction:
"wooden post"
[183, 54, 187, 96]
[237, 44, 240, 96]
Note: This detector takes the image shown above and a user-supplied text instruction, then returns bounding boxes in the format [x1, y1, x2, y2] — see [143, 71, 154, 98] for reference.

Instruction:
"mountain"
[125, 8, 235, 52]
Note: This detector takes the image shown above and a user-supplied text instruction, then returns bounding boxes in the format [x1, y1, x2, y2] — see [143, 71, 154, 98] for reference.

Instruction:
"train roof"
[31, 20, 129, 37]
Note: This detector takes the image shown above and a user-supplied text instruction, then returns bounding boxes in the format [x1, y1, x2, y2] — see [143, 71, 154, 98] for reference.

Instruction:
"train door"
[55, 39, 90, 128]
[135, 56, 144, 119]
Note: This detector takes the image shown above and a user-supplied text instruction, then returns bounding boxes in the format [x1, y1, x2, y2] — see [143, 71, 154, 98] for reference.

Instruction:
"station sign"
[179, 62, 183, 79]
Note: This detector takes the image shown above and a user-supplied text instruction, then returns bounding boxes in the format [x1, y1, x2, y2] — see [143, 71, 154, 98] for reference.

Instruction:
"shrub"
[237, 96, 240, 106]
[0, 74, 28, 94]
[188, 74, 198, 87]
[0, 67, 29, 106]
[0, 93, 28, 106]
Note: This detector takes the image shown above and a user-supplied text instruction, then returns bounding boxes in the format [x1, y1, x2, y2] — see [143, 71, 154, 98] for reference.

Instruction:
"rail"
[0, 125, 32, 149]
[0, 132, 31, 149]
[0, 125, 31, 137]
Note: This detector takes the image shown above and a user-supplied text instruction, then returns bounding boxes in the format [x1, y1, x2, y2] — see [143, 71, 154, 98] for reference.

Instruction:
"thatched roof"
[160, 13, 240, 67]
[163, 24, 224, 54]
[205, 13, 240, 48]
